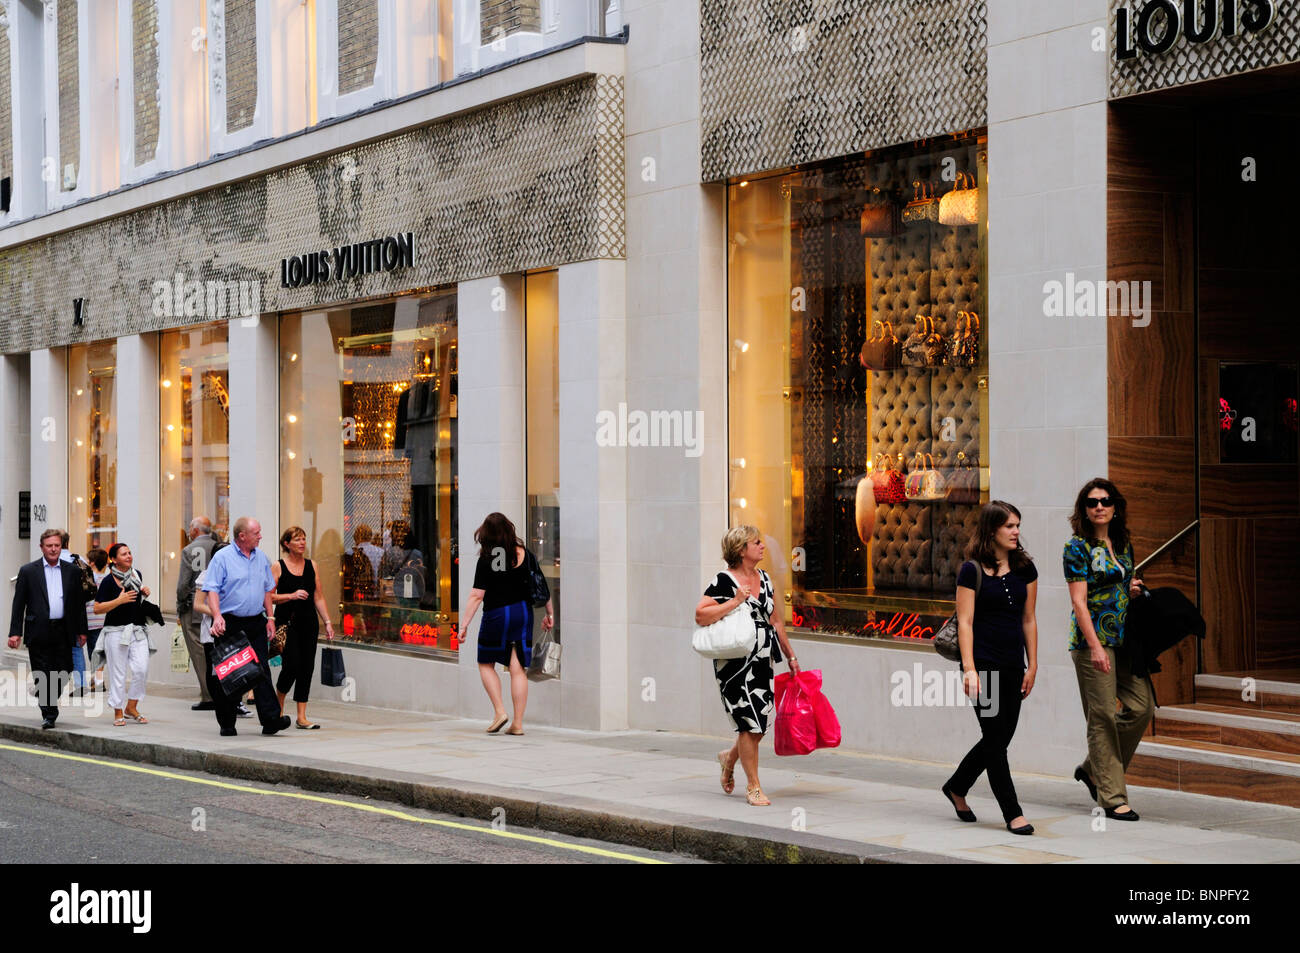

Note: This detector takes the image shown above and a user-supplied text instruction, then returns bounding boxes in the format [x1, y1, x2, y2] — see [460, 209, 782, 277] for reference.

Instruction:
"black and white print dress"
[705, 569, 783, 734]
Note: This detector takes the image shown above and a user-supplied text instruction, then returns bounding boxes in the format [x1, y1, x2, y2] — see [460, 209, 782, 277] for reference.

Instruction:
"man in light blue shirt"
[201, 516, 290, 737]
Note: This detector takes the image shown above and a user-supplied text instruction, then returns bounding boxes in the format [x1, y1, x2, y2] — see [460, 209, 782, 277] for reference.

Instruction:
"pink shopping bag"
[775, 670, 841, 751]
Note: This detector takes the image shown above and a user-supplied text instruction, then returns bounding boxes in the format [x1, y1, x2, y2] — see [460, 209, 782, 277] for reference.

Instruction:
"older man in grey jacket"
[177, 517, 219, 710]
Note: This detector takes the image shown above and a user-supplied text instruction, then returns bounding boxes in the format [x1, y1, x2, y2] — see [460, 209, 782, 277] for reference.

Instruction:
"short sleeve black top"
[956, 560, 1038, 669]
[472, 548, 530, 610]
[96, 575, 148, 628]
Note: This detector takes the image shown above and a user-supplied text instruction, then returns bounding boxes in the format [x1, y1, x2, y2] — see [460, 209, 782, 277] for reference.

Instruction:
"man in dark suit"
[177, 516, 219, 710]
[7, 528, 90, 729]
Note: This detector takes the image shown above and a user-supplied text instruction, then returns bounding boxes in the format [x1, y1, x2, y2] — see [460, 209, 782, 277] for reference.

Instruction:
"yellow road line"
[0, 741, 667, 864]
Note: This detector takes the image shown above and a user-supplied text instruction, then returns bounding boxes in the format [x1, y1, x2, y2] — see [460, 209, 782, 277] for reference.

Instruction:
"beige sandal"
[717, 752, 735, 794]
[746, 786, 771, 807]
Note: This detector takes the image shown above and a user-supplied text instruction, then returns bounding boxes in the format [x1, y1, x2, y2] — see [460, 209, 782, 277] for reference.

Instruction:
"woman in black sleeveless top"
[271, 526, 334, 729]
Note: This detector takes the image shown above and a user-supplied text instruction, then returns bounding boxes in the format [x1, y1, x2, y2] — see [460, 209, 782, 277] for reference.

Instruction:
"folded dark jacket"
[1124, 587, 1206, 678]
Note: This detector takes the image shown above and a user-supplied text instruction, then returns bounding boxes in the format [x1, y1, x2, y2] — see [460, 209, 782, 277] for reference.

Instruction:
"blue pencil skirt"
[476, 601, 533, 667]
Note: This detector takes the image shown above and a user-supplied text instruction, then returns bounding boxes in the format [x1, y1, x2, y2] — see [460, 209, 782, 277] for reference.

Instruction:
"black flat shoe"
[1105, 806, 1140, 821]
[1007, 822, 1035, 835]
[941, 783, 977, 822]
[1074, 766, 1097, 801]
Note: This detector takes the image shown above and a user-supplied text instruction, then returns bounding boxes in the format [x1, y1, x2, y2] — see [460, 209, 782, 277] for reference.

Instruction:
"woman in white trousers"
[93, 543, 154, 726]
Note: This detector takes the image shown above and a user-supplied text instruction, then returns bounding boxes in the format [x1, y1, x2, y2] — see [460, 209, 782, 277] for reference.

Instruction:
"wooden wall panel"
[1200, 466, 1300, 518]
[1256, 520, 1300, 671]
[1109, 312, 1195, 438]
[1199, 519, 1254, 674]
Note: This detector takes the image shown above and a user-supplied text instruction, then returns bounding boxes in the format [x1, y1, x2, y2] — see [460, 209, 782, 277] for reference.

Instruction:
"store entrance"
[1109, 73, 1300, 702]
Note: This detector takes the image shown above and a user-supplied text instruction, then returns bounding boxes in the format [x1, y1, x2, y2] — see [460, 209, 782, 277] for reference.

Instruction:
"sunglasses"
[1086, 497, 1114, 508]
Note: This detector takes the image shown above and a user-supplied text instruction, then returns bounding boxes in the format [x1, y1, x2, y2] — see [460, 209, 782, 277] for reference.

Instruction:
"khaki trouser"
[1072, 645, 1153, 810]
[179, 608, 212, 703]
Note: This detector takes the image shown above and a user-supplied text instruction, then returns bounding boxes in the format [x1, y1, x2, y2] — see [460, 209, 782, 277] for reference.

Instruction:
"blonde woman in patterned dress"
[694, 526, 801, 807]
[1065, 478, 1149, 822]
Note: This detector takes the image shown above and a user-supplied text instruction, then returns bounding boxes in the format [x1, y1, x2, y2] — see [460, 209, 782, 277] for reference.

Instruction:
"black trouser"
[947, 667, 1025, 823]
[27, 621, 73, 722]
[204, 614, 282, 732]
[275, 624, 319, 704]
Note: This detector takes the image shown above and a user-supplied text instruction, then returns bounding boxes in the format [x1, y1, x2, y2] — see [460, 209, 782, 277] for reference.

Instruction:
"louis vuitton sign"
[1116, 0, 1276, 59]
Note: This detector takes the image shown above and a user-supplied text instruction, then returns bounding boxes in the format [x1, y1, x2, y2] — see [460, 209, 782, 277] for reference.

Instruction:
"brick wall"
[479, 0, 541, 46]
[132, 0, 159, 166]
[338, 0, 378, 95]
[225, 0, 257, 132]
[57, 0, 78, 190]
[0, 18, 10, 189]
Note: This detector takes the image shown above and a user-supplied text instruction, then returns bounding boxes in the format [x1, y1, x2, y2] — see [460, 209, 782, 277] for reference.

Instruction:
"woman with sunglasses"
[1064, 478, 1150, 821]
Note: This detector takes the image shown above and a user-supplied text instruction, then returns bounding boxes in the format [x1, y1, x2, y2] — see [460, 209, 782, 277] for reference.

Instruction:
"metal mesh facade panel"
[0, 75, 625, 353]
[1110, 0, 1300, 97]
[700, 0, 988, 182]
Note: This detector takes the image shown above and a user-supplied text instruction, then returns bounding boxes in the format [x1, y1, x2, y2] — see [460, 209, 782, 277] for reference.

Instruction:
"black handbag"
[525, 549, 550, 608]
[210, 636, 263, 698]
[320, 647, 346, 686]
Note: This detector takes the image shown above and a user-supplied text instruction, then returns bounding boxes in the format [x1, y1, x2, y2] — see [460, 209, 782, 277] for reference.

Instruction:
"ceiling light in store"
[167, 472, 174, 480]
[75, 497, 83, 504]
[739, 180, 749, 188]
[75, 389, 83, 396]
[168, 552, 175, 559]
[162, 379, 172, 388]
[289, 353, 298, 362]
[287, 450, 297, 460]
[732, 498, 748, 509]
[733, 339, 749, 353]
[286, 414, 298, 423]
[732, 458, 746, 469]
[166, 424, 175, 432]
[75, 440, 82, 447]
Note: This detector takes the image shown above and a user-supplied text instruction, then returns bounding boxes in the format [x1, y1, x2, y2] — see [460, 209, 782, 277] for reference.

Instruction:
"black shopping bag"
[320, 647, 346, 687]
[210, 636, 262, 698]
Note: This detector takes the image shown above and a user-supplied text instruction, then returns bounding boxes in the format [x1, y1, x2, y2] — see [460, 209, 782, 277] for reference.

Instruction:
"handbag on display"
[854, 476, 876, 544]
[922, 317, 947, 367]
[905, 452, 946, 501]
[946, 310, 980, 368]
[938, 171, 979, 226]
[859, 320, 900, 370]
[870, 452, 907, 505]
[900, 315, 934, 367]
[933, 614, 961, 662]
[902, 181, 940, 225]
[945, 451, 980, 504]
[859, 188, 901, 238]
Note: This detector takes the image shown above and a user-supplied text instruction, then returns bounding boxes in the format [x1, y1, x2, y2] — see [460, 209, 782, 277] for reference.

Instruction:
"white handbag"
[938, 171, 979, 226]
[692, 573, 758, 659]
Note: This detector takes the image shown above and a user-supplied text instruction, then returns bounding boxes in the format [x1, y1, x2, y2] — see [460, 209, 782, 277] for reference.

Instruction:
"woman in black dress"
[461, 513, 553, 735]
[942, 501, 1039, 834]
[694, 525, 801, 807]
[271, 527, 334, 729]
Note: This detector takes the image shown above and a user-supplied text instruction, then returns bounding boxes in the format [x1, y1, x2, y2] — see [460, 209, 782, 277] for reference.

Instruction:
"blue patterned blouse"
[1063, 535, 1134, 650]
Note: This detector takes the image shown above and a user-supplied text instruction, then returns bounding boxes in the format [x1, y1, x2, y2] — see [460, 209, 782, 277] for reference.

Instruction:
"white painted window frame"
[0, 0, 50, 223]
[206, 0, 272, 159]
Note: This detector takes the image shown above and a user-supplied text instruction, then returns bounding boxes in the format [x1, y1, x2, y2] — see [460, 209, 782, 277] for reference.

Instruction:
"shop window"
[525, 270, 560, 646]
[728, 134, 988, 645]
[68, 341, 118, 555]
[159, 325, 231, 614]
[1219, 362, 1298, 464]
[279, 290, 459, 657]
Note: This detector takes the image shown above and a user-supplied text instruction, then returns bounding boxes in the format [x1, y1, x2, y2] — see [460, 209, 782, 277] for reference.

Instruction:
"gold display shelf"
[793, 588, 954, 616]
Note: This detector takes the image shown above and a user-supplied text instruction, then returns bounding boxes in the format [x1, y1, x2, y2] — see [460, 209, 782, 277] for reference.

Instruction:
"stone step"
[1129, 736, 1300, 809]
[1193, 673, 1300, 715]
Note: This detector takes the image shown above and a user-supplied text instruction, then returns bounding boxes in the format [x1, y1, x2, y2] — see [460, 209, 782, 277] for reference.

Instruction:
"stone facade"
[132, 0, 159, 166]
[0, 74, 625, 353]
[225, 0, 258, 132]
[57, 0, 78, 190]
[1109, 0, 1300, 97]
[699, 0, 989, 181]
[338, 0, 379, 95]
[479, 0, 542, 46]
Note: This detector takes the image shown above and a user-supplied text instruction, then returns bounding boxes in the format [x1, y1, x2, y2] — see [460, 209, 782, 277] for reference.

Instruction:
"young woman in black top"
[941, 501, 1040, 834]
[460, 512, 553, 735]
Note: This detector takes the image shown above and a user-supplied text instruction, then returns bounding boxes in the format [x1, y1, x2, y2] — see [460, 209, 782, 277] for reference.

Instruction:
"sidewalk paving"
[3, 669, 1300, 864]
